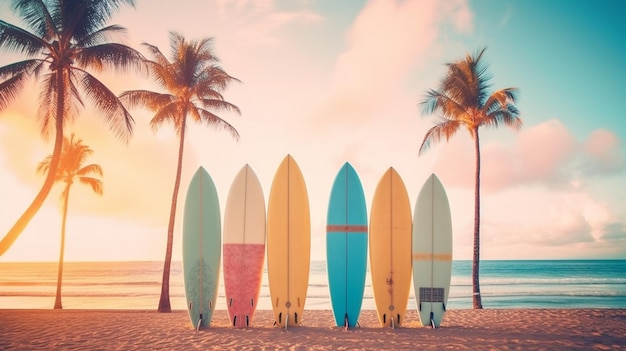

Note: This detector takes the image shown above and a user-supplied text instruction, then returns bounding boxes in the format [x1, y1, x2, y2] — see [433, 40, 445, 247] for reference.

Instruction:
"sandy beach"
[1, 309, 624, 350]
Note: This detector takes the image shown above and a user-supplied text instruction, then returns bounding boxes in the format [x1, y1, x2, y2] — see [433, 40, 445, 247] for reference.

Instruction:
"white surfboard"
[412, 174, 453, 328]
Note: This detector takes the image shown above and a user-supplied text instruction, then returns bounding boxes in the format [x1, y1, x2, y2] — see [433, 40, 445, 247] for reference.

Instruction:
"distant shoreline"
[1, 309, 624, 350]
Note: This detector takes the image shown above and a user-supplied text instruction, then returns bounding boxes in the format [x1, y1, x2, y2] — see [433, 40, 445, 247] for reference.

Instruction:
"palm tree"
[419, 48, 521, 309]
[0, 0, 142, 256]
[37, 134, 103, 309]
[120, 32, 240, 312]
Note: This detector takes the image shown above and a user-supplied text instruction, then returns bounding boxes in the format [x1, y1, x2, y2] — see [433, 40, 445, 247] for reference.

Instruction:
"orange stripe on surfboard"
[326, 224, 368, 233]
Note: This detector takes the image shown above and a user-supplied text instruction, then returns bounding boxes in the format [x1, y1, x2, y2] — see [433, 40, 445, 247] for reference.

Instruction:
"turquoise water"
[0, 260, 624, 310]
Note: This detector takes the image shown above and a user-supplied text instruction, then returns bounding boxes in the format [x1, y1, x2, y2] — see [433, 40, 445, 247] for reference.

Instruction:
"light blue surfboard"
[326, 162, 368, 328]
[183, 167, 221, 330]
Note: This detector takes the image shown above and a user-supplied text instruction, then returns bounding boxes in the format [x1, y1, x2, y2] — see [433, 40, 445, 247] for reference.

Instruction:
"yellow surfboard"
[369, 167, 413, 328]
[267, 155, 311, 329]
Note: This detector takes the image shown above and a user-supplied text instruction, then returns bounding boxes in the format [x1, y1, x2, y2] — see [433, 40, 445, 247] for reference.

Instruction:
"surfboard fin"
[344, 314, 349, 331]
[430, 312, 436, 329]
[285, 314, 289, 331]
[442, 302, 446, 312]
[196, 313, 203, 331]
[233, 316, 237, 327]
[246, 315, 249, 327]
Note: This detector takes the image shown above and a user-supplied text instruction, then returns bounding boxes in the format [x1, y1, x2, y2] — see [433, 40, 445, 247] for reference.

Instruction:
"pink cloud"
[513, 119, 576, 184]
[313, 0, 472, 127]
[433, 119, 596, 192]
[582, 129, 625, 175]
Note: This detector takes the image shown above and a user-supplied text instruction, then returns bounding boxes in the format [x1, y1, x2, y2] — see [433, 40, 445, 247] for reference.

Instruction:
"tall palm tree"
[120, 32, 240, 312]
[0, 0, 142, 256]
[419, 48, 521, 309]
[37, 134, 103, 309]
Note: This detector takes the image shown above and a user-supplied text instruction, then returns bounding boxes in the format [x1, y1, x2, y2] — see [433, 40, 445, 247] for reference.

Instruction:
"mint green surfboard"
[413, 174, 453, 328]
[183, 167, 221, 330]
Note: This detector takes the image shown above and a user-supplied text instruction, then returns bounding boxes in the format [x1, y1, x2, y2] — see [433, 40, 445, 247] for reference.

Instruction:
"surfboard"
[369, 167, 412, 328]
[326, 162, 368, 328]
[223, 164, 266, 327]
[267, 155, 311, 329]
[412, 173, 453, 328]
[182, 166, 221, 330]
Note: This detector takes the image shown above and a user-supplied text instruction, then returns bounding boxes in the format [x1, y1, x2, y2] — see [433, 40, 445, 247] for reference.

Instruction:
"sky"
[0, 0, 625, 262]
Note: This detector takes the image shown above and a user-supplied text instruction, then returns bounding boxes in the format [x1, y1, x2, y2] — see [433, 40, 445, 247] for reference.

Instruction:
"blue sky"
[0, 0, 624, 261]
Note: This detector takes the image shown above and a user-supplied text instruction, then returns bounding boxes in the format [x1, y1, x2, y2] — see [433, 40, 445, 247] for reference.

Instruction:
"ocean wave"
[451, 277, 626, 286]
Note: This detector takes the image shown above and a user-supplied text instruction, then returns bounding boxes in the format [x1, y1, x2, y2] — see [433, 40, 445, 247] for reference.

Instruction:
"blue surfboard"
[183, 167, 221, 330]
[326, 162, 368, 328]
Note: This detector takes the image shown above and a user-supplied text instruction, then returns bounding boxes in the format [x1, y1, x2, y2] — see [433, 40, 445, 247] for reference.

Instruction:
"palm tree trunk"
[0, 69, 66, 256]
[158, 118, 188, 312]
[472, 128, 483, 309]
[54, 184, 71, 309]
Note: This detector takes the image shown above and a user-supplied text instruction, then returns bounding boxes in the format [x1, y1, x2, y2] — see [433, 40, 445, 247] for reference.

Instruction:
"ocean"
[0, 260, 624, 310]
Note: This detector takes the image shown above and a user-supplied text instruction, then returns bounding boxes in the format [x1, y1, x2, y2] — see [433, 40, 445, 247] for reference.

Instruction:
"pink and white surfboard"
[223, 164, 266, 327]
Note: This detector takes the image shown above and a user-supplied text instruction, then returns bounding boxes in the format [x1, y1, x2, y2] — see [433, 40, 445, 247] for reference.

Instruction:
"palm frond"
[77, 70, 134, 141]
[77, 163, 103, 177]
[418, 118, 461, 155]
[198, 98, 241, 115]
[39, 133, 104, 195]
[127, 33, 239, 141]
[36, 72, 57, 138]
[142, 43, 170, 68]
[76, 42, 144, 73]
[143, 59, 179, 91]
[0, 59, 40, 79]
[78, 177, 103, 195]
[484, 106, 522, 130]
[421, 89, 467, 123]
[197, 108, 240, 141]
[9, 0, 55, 39]
[75, 24, 127, 48]
[119, 90, 173, 111]
[194, 36, 219, 63]
[148, 102, 182, 134]
[481, 88, 521, 130]
[36, 154, 53, 175]
[483, 87, 518, 114]
[59, 0, 136, 42]
[0, 19, 47, 56]
[0, 71, 28, 110]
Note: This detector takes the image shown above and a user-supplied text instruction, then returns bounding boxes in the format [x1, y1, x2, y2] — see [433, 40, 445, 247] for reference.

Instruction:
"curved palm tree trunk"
[54, 184, 71, 309]
[0, 69, 66, 256]
[472, 128, 483, 309]
[158, 118, 188, 312]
